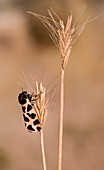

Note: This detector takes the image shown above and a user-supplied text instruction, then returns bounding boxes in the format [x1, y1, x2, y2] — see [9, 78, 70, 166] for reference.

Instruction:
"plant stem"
[40, 130, 47, 170]
[58, 67, 64, 170]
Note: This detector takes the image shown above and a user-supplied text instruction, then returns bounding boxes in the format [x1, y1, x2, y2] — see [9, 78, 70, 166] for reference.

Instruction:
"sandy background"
[0, 0, 104, 170]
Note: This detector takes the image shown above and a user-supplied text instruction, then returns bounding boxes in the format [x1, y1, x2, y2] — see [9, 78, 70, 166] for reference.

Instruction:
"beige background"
[0, 0, 104, 170]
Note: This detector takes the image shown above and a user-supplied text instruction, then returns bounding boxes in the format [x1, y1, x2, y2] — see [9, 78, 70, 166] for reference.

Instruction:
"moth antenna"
[16, 79, 24, 92]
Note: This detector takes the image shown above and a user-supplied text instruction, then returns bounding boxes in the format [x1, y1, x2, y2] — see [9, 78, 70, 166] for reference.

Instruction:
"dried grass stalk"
[34, 82, 49, 170]
[40, 130, 47, 170]
[58, 68, 64, 170]
[28, 7, 90, 170]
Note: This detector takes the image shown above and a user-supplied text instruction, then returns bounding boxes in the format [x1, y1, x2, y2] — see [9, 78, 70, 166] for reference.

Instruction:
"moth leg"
[34, 91, 43, 101]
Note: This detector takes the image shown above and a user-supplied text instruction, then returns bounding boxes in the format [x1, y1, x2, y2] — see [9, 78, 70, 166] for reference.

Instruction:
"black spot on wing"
[37, 126, 41, 132]
[33, 119, 40, 125]
[22, 106, 26, 113]
[27, 113, 36, 119]
[23, 114, 29, 122]
[27, 104, 32, 112]
[27, 125, 35, 131]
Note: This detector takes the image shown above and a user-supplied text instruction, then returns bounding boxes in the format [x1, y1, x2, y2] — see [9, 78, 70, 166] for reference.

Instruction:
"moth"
[18, 91, 42, 132]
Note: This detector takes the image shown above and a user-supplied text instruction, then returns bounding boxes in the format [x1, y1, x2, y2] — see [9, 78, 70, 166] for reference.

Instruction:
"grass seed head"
[34, 81, 48, 127]
[28, 7, 90, 69]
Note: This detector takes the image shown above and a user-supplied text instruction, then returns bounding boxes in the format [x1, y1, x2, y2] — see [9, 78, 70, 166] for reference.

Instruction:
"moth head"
[18, 91, 28, 105]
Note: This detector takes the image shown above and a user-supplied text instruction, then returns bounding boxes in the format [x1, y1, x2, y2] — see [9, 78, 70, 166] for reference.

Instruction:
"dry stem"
[40, 130, 47, 170]
[58, 68, 64, 170]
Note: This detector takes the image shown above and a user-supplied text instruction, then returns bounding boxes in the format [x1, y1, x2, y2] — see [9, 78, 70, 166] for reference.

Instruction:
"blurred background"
[0, 0, 104, 170]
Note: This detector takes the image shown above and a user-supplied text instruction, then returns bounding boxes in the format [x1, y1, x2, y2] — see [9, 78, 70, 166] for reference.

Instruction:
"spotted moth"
[18, 91, 42, 132]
